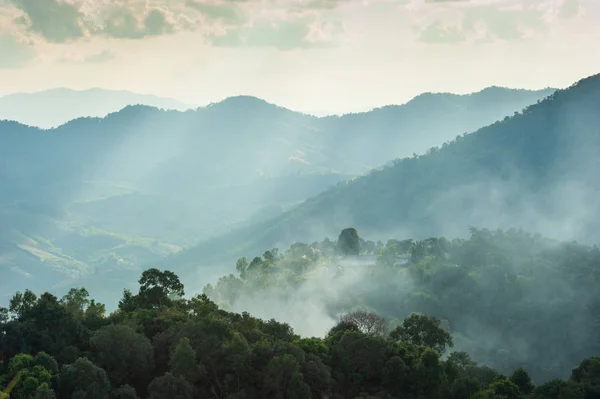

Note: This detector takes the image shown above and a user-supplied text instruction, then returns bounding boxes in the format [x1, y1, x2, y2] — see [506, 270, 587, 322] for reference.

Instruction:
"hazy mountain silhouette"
[0, 85, 556, 305]
[0, 88, 194, 128]
[167, 74, 600, 285]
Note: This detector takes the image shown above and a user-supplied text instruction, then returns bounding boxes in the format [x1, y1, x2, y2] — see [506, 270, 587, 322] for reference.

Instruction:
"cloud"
[207, 17, 344, 49]
[418, 20, 465, 43]
[0, 33, 36, 68]
[97, 7, 174, 39]
[198, 0, 350, 49]
[3, 0, 186, 43]
[185, 0, 246, 24]
[10, 0, 85, 43]
[411, 0, 559, 44]
[1, 0, 348, 49]
[56, 49, 116, 64]
[84, 49, 116, 63]
[558, 0, 580, 19]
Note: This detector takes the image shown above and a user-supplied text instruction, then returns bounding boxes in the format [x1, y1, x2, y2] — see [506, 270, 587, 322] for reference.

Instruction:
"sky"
[0, 0, 599, 115]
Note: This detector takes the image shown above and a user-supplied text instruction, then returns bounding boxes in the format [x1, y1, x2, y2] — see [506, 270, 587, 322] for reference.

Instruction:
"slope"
[170, 74, 600, 281]
[0, 86, 555, 306]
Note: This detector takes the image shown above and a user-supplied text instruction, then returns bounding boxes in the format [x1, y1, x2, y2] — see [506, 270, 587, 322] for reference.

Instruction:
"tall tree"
[137, 269, 185, 309]
[390, 314, 454, 354]
[337, 228, 360, 256]
[170, 337, 204, 384]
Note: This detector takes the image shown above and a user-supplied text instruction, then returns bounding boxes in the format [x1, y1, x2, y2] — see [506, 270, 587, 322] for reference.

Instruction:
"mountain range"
[167, 74, 600, 289]
[0, 88, 194, 129]
[0, 84, 559, 307]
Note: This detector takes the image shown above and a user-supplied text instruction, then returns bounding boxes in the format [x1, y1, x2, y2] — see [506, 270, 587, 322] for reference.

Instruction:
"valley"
[0, 86, 556, 308]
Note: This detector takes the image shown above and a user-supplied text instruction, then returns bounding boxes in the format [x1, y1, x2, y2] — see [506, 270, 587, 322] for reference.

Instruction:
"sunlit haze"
[3, 1, 600, 396]
[1, 0, 599, 114]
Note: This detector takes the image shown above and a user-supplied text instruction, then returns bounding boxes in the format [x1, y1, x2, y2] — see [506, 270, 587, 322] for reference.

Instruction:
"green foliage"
[59, 357, 111, 399]
[138, 268, 185, 309]
[340, 310, 387, 336]
[169, 337, 203, 383]
[570, 356, 600, 399]
[531, 379, 585, 399]
[203, 227, 600, 384]
[110, 385, 140, 399]
[61, 288, 90, 318]
[0, 307, 8, 324]
[9, 290, 37, 319]
[510, 368, 535, 395]
[0, 258, 596, 399]
[390, 313, 454, 354]
[147, 373, 194, 399]
[4, 353, 57, 399]
[90, 324, 154, 390]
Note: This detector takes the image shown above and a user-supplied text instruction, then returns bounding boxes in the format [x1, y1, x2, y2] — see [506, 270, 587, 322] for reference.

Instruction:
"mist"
[200, 227, 600, 384]
[2, 76, 599, 388]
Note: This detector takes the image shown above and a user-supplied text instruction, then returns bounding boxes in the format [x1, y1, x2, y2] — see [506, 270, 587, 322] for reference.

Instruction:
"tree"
[33, 383, 55, 399]
[138, 269, 185, 309]
[34, 352, 59, 385]
[90, 324, 154, 391]
[570, 356, 600, 399]
[390, 313, 454, 354]
[6, 353, 56, 399]
[170, 337, 203, 383]
[59, 357, 110, 399]
[340, 310, 386, 336]
[263, 354, 311, 399]
[84, 299, 107, 329]
[447, 351, 477, 370]
[416, 348, 444, 399]
[325, 321, 361, 344]
[110, 385, 140, 399]
[118, 289, 138, 313]
[510, 368, 535, 395]
[337, 228, 360, 256]
[61, 288, 90, 318]
[147, 373, 194, 399]
[9, 290, 37, 319]
[236, 257, 249, 279]
[531, 379, 585, 399]
[0, 307, 8, 323]
[487, 379, 521, 399]
[187, 294, 219, 318]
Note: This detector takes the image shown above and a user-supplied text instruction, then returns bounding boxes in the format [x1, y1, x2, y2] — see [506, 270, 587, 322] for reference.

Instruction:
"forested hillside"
[0, 87, 552, 305]
[1, 263, 598, 399]
[170, 74, 600, 279]
[201, 227, 600, 383]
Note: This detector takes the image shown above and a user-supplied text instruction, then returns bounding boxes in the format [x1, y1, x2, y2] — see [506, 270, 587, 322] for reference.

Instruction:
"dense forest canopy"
[201, 227, 600, 384]
[1, 254, 599, 399]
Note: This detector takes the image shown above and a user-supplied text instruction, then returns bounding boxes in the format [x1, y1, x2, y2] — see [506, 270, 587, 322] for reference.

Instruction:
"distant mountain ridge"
[0, 88, 195, 128]
[0, 86, 556, 130]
